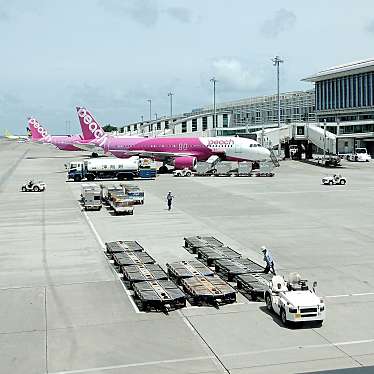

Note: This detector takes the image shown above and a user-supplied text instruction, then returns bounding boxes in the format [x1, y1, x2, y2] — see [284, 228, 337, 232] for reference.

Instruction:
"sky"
[1, 0, 374, 134]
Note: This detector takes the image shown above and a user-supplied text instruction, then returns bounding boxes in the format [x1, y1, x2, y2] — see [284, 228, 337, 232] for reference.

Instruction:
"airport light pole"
[154, 113, 158, 120]
[141, 115, 144, 123]
[168, 92, 173, 118]
[323, 119, 327, 158]
[147, 99, 152, 121]
[210, 77, 217, 129]
[272, 56, 283, 129]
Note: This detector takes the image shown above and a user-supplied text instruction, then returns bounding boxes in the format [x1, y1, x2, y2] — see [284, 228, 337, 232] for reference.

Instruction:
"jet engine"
[173, 156, 197, 170]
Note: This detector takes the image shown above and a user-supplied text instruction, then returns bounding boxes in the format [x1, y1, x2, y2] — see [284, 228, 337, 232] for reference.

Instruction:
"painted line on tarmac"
[49, 355, 215, 374]
[81, 209, 142, 314]
[221, 338, 374, 358]
[325, 292, 374, 298]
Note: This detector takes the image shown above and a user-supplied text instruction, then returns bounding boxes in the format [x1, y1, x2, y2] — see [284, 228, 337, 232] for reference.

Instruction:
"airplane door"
[234, 140, 243, 153]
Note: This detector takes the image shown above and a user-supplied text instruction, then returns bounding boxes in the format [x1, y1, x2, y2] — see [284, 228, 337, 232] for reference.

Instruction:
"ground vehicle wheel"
[250, 291, 257, 301]
[74, 175, 82, 182]
[329, 180, 333, 185]
[265, 294, 273, 311]
[186, 171, 191, 177]
[33, 186, 40, 192]
[91, 152, 99, 158]
[340, 179, 346, 185]
[280, 308, 288, 325]
[21, 186, 26, 192]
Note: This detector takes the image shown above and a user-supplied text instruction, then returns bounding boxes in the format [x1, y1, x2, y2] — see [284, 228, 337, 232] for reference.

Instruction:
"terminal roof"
[302, 58, 374, 82]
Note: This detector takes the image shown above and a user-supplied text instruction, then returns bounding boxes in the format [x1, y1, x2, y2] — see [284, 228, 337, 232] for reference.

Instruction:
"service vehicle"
[264, 273, 325, 326]
[21, 180, 46, 192]
[67, 157, 140, 182]
[121, 184, 145, 204]
[81, 183, 102, 211]
[321, 174, 346, 185]
[173, 168, 193, 177]
[347, 148, 371, 162]
[108, 190, 134, 215]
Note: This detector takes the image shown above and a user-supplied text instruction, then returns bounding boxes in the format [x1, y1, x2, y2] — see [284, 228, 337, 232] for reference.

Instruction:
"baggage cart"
[105, 240, 144, 259]
[122, 263, 168, 288]
[214, 258, 264, 281]
[236, 273, 273, 301]
[197, 246, 241, 266]
[181, 276, 236, 306]
[184, 236, 223, 254]
[166, 260, 214, 284]
[133, 280, 186, 313]
[112, 251, 155, 268]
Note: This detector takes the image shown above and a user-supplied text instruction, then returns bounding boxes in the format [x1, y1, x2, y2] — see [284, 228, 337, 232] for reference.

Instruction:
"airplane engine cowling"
[173, 156, 197, 170]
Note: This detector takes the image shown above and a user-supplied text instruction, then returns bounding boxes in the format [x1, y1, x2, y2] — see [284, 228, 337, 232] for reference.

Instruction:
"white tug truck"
[265, 273, 325, 326]
[347, 148, 371, 162]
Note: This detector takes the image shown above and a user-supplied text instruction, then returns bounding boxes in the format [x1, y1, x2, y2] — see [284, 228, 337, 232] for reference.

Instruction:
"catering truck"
[67, 157, 140, 182]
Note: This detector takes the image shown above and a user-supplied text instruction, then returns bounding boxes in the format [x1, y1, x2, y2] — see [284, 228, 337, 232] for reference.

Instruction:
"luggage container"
[112, 251, 155, 268]
[184, 236, 223, 254]
[122, 263, 168, 288]
[166, 260, 214, 284]
[181, 276, 236, 306]
[105, 240, 144, 259]
[133, 280, 186, 313]
[236, 273, 274, 301]
[197, 246, 241, 266]
[214, 258, 264, 281]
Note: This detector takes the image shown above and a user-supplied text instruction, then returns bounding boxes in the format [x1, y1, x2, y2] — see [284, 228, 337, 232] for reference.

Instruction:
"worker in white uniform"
[261, 245, 276, 275]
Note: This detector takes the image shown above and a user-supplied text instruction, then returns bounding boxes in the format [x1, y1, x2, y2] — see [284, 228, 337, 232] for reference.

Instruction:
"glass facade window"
[181, 121, 187, 133]
[202, 116, 207, 131]
[192, 118, 197, 132]
[222, 113, 228, 127]
[165, 120, 169, 129]
[157, 122, 161, 130]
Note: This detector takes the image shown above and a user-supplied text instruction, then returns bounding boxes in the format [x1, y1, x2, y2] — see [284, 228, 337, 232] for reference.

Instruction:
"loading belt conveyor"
[236, 273, 274, 300]
[214, 258, 265, 281]
[133, 280, 187, 312]
[184, 236, 223, 254]
[197, 246, 241, 266]
[166, 260, 214, 284]
[105, 240, 144, 259]
[181, 276, 236, 305]
[112, 251, 155, 267]
[122, 263, 168, 287]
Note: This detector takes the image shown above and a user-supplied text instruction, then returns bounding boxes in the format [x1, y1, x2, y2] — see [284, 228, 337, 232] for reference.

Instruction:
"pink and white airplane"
[27, 117, 97, 151]
[75, 107, 271, 169]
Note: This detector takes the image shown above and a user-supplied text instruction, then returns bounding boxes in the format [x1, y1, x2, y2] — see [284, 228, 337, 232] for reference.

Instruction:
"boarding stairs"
[195, 155, 221, 175]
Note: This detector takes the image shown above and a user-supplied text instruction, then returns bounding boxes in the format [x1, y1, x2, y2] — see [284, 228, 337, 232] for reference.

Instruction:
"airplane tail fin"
[28, 118, 48, 141]
[76, 107, 105, 141]
[4, 129, 12, 137]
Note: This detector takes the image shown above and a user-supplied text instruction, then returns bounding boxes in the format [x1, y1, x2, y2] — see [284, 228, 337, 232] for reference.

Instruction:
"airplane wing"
[110, 149, 196, 160]
[73, 142, 103, 152]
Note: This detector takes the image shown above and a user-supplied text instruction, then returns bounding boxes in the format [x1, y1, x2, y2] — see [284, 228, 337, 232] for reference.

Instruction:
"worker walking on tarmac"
[261, 245, 276, 275]
[166, 191, 174, 211]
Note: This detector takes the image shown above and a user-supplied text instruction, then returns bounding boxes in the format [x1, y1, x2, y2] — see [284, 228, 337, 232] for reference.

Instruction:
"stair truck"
[67, 157, 140, 182]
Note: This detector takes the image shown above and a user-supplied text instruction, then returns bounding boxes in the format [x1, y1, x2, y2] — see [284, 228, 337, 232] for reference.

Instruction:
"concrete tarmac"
[1, 139, 374, 374]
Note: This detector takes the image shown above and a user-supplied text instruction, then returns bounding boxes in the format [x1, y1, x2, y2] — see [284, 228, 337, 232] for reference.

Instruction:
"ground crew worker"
[166, 191, 174, 211]
[261, 245, 276, 275]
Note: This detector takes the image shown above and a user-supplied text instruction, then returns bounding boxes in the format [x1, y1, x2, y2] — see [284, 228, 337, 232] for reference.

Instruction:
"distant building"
[122, 90, 315, 137]
[302, 58, 374, 154]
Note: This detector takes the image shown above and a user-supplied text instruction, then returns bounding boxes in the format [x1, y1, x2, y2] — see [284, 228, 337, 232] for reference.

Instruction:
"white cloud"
[211, 58, 264, 92]
[260, 8, 296, 38]
[165, 6, 192, 23]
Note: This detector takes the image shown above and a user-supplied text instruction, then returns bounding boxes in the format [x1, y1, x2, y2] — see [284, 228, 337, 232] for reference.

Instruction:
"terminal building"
[122, 90, 315, 138]
[121, 58, 374, 155]
[302, 58, 374, 154]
